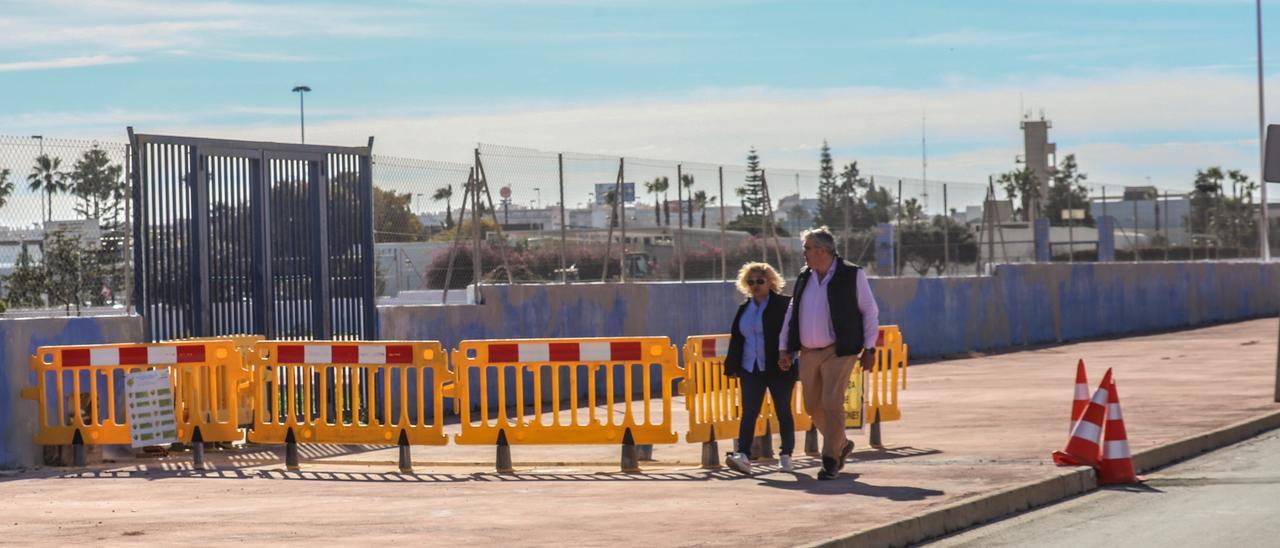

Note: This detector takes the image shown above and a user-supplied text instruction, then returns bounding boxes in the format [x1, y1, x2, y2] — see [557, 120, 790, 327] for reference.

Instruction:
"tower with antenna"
[1019, 109, 1056, 223]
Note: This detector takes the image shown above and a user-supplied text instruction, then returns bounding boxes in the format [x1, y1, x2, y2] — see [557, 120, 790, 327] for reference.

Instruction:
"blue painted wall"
[0, 316, 143, 469]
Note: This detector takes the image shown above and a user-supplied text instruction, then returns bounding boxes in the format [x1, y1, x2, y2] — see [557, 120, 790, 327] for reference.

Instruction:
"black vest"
[785, 258, 865, 357]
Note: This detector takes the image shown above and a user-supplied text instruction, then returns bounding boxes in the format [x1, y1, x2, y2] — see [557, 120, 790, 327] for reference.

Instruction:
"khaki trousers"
[798, 345, 858, 459]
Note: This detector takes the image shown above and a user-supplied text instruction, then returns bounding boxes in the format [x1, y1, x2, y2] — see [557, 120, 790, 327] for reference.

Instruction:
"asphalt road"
[928, 430, 1280, 547]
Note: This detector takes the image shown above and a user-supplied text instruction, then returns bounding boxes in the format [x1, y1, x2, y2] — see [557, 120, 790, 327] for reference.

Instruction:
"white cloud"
[0, 0, 415, 61]
[12, 68, 1277, 208]
[0, 55, 138, 72]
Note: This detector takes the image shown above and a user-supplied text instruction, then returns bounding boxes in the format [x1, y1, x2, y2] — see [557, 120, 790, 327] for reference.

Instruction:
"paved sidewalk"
[1, 319, 1277, 546]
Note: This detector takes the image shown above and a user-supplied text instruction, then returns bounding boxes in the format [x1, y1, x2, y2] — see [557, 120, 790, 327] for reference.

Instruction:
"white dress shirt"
[778, 264, 880, 353]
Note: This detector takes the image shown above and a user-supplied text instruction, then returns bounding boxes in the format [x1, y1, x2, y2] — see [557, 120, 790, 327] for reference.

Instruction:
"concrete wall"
[380, 262, 1280, 358]
[0, 316, 143, 469]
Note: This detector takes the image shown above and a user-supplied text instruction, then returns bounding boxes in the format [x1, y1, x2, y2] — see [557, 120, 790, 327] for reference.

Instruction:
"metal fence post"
[942, 183, 950, 275]
[559, 153, 568, 284]
[719, 166, 726, 281]
[677, 163, 685, 282]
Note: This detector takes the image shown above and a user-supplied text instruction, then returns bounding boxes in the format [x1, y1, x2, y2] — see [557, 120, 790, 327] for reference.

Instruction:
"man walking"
[779, 227, 879, 480]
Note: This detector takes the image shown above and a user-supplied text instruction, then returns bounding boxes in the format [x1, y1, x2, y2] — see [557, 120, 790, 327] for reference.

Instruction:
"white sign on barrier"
[126, 369, 179, 448]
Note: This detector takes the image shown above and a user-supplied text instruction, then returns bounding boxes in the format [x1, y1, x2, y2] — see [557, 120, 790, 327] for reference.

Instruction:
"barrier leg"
[637, 444, 654, 461]
[701, 425, 722, 470]
[804, 425, 820, 456]
[72, 430, 86, 468]
[398, 430, 413, 474]
[495, 429, 514, 474]
[285, 427, 300, 472]
[759, 422, 775, 460]
[869, 409, 884, 449]
[192, 427, 206, 471]
[620, 428, 640, 473]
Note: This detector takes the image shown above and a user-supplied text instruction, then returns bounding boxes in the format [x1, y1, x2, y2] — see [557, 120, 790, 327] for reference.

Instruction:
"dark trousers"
[736, 370, 797, 456]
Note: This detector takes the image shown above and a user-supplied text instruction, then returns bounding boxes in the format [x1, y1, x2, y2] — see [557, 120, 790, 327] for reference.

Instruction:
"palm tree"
[650, 176, 669, 226]
[27, 154, 67, 223]
[644, 179, 661, 226]
[693, 190, 717, 228]
[681, 173, 696, 226]
[431, 184, 453, 228]
[0, 168, 13, 210]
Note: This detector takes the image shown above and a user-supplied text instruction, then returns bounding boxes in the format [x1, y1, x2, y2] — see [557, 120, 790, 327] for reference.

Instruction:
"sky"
[2, 0, 1279, 211]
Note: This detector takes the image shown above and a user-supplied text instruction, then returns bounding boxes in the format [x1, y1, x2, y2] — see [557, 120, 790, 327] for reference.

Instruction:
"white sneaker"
[780, 454, 793, 472]
[725, 452, 752, 475]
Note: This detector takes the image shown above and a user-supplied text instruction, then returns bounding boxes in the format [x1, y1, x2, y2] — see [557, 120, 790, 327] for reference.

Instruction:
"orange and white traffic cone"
[1070, 359, 1089, 433]
[1053, 368, 1112, 467]
[1098, 376, 1139, 484]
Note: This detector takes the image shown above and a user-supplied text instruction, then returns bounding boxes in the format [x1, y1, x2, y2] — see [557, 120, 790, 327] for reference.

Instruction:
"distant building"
[1089, 189, 1192, 245]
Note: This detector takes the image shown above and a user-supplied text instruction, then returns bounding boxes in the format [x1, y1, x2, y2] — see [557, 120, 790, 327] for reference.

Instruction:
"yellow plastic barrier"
[862, 325, 908, 424]
[181, 334, 263, 428]
[22, 340, 247, 446]
[681, 335, 812, 444]
[245, 341, 450, 446]
[451, 337, 681, 445]
[683, 325, 908, 442]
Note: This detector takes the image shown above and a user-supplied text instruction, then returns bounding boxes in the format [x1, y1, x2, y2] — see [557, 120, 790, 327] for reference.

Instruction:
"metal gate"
[129, 129, 376, 341]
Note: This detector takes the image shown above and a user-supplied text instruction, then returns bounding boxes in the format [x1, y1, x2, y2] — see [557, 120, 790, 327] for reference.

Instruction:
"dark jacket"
[724, 292, 797, 381]
[785, 257, 867, 357]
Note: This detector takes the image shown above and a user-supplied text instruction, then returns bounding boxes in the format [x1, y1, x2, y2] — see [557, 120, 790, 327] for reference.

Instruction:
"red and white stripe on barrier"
[698, 337, 729, 358]
[487, 341, 644, 363]
[276, 344, 415, 365]
[61, 345, 207, 367]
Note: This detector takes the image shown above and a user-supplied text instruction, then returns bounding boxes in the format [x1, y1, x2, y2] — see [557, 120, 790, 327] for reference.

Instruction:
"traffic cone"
[1053, 368, 1112, 467]
[1070, 359, 1089, 433]
[1098, 376, 1139, 484]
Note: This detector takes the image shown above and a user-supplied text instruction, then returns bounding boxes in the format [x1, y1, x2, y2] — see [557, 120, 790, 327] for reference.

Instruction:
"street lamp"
[1256, 0, 1271, 261]
[291, 85, 311, 143]
[533, 187, 541, 210]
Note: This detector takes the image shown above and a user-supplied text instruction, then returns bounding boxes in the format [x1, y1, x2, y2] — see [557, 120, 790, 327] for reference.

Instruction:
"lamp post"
[1258, 0, 1271, 261]
[291, 85, 311, 143]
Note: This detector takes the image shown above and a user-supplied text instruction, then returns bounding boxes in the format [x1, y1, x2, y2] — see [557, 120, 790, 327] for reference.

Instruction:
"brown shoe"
[837, 440, 854, 471]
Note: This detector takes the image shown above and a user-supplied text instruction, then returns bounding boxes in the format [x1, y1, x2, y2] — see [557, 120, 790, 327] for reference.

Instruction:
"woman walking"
[723, 262, 796, 474]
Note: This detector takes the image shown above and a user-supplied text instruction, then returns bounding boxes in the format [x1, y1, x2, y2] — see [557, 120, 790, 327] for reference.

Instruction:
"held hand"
[859, 349, 876, 370]
[778, 354, 793, 371]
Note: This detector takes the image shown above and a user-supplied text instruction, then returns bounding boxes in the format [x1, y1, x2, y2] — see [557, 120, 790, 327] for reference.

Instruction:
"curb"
[807, 409, 1280, 548]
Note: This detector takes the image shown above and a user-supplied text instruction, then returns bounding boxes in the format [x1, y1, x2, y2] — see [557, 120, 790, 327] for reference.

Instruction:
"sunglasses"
[746, 277, 768, 286]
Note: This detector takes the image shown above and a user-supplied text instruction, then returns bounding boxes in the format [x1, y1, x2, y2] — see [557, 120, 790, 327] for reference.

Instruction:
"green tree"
[4, 244, 46, 308]
[27, 154, 68, 223]
[737, 147, 766, 218]
[42, 230, 101, 315]
[816, 140, 842, 229]
[374, 187, 424, 243]
[693, 190, 716, 228]
[0, 168, 13, 210]
[646, 176, 669, 226]
[69, 146, 125, 222]
[431, 184, 454, 228]
[1045, 154, 1091, 226]
[604, 189, 619, 228]
[681, 173, 695, 226]
[900, 197, 925, 224]
[998, 167, 1041, 222]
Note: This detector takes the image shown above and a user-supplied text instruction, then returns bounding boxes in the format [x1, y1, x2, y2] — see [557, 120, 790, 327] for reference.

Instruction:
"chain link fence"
[2, 135, 1275, 311]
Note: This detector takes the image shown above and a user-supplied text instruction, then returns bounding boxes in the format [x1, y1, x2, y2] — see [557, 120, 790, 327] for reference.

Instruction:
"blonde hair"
[734, 262, 785, 297]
